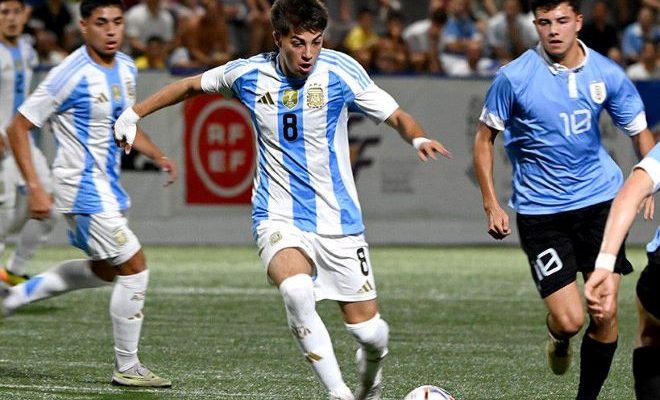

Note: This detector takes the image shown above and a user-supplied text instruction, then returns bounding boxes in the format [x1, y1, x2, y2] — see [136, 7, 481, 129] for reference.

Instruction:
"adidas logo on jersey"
[257, 92, 275, 105]
[94, 92, 109, 103]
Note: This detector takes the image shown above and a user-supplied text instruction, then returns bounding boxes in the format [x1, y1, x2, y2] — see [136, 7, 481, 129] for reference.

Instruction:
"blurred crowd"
[21, 0, 660, 79]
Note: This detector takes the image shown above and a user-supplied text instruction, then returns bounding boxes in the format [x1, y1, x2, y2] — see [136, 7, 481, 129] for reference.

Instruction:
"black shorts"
[638, 249, 660, 320]
[517, 201, 633, 298]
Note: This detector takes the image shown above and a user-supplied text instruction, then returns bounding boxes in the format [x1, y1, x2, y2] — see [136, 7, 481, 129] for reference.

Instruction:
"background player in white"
[114, 1, 451, 398]
[0, 0, 56, 285]
[473, 0, 655, 399]
[586, 142, 660, 400]
[5, 0, 176, 387]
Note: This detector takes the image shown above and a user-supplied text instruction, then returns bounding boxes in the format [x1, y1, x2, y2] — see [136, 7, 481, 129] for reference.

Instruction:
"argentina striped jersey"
[201, 49, 399, 235]
[19, 46, 137, 214]
[0, 36, 36, 136]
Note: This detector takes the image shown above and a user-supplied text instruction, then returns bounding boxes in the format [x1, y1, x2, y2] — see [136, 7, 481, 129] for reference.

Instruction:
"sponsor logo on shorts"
[269, 231, 282, 246]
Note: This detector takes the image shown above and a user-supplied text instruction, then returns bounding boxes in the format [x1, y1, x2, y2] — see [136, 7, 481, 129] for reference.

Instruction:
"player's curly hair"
[529, 0, 581, 14]
[271, 0, 329, 37]
[80, 0, 125, 19]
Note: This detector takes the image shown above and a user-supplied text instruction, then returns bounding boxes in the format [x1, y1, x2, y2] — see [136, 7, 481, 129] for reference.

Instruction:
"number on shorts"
[357, 248, 369, 276]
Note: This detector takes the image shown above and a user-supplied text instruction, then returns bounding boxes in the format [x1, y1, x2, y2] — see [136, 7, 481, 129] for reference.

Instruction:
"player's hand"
[585, 269, 616, 321]
[484, 204, 511, 240]
[113, 107, 140, 155]
[155, 156, 178, 187]
[638, 194, 654, 220]
[415, 139, 452, 162]
[27, 184, 52, 220]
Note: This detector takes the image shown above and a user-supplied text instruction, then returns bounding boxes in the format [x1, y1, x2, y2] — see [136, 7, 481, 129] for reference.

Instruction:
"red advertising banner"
[184, 94, 255, 204]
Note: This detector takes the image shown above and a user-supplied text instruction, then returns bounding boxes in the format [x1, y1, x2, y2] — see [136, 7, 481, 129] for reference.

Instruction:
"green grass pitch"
[0, 245, 645, 399]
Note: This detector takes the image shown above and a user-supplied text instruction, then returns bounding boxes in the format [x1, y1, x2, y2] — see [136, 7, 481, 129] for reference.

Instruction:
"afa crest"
[282, 89, 298, 109]
[113, 227, 128, 246]
[306, 84, 324, 108]
[589, 81, 606, 104]
[111, 84, 122, 102]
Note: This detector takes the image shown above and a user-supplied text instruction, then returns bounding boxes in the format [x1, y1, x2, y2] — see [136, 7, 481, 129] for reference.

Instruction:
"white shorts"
[0, 147, 53, 233]
[255, 220, 377, 302]
[64, 211, 141, 266]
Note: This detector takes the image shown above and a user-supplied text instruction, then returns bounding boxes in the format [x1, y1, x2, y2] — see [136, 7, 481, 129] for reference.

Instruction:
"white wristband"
[412, 137, 431, 150]
[594, 252, 616, 272]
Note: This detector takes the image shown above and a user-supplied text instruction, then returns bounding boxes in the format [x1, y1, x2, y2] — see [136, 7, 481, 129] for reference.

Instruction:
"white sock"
[3, 259, 108, 313]
[279, 274, 351, 397]
[110, 269, 149, 372]
[8, 215, 56, 276]
[346, 314, 389, 388]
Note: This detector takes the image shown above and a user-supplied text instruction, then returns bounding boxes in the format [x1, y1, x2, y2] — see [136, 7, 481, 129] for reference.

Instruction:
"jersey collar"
[537, 39, 589, 75]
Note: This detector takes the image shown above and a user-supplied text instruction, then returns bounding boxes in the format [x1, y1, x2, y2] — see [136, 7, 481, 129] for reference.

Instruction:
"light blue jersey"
[0, 36, 36, 134]
[19, 46, 137, 214]
[480, 41, 648, 215]
[201, 49, 399, 236]
[634, 144, 660, 253]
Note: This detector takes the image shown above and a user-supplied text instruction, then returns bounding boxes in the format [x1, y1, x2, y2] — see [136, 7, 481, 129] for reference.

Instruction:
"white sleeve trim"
[200, 67, 222, 93]
[479, 107, 505, 131]
[635, 157, 660, 193]
[620, 112, 648, 136]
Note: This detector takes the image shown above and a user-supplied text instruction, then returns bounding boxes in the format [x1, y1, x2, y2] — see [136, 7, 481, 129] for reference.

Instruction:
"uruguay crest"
[306, 84, 324, 108]
[589, 81, 606, 104]
[282, 89, 298, 109]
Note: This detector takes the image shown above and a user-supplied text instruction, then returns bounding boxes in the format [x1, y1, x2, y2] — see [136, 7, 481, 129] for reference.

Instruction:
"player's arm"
[131, 128, 178, 186]
[631, 128, 656, 219]
[586, 167, 655, 317]
[114, 74, 205, 153]
[384, 108, 452, 162]
[6, 113, 51, 219]
[474, 122, 510, 240]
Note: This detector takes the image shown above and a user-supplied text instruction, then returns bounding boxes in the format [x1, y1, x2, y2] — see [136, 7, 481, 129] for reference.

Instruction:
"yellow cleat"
[0, 267, 29, 286]
[546, 332, 572, 375]
[111, 363, 171, 388]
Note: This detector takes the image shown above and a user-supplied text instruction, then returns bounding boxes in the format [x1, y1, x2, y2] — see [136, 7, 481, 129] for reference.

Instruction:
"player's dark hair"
[80, 0, 125, 19]
[0, 0, 25, 6]
[529, 0, 581, 15]
[271, 0, 328, 36]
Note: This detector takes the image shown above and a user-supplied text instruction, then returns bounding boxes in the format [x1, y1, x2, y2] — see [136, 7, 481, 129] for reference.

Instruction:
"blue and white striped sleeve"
[19, 62, 78, 128]
[320, 50, 398, 123]
[201, 58, 250, 98]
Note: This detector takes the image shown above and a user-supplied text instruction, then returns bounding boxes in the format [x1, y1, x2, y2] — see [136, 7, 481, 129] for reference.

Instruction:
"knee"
[346, 314, 389, 355]
[279, 274, 315, 316]
[552, 312, 584, 338]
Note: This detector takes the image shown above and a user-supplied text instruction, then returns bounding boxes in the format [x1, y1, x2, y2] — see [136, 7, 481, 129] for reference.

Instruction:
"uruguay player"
[113, 1, 451, 398]
[0, 0, 55, 285]
[473, 0, 654, 399]
[5, 0, 176, 387]
[586, 143, 660, 400]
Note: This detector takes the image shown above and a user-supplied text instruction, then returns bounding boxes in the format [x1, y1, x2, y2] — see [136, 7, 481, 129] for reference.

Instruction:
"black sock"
[633, 347, 660, 400]
[576, 334, 617, 400]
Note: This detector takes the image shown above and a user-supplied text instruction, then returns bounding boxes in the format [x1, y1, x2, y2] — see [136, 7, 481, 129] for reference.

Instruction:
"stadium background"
[32, 74, 660, 246]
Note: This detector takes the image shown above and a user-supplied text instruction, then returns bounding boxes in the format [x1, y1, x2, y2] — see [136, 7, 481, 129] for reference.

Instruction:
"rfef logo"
[185, 95, 255, 204]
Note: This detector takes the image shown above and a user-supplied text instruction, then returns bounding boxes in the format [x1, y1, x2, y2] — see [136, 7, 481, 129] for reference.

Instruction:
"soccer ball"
[403, 385, 455, 400]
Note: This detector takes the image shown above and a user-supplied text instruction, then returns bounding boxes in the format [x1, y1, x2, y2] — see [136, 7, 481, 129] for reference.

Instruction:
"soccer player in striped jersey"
[114, 1, 451, 398]
[5, 0, 176, 387]
[586, 142, 660, 400]
[473, 1, 655, 399]
[0, 0, 55, 286]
